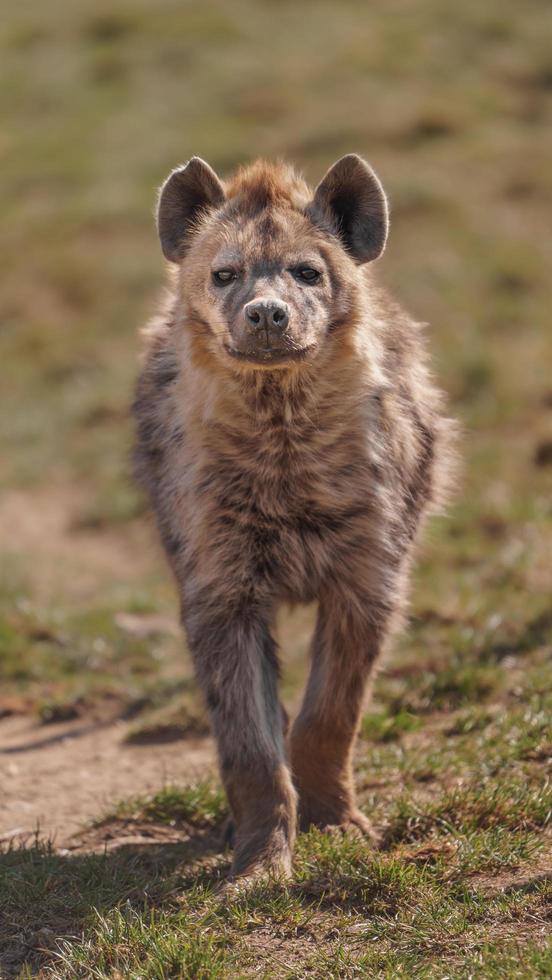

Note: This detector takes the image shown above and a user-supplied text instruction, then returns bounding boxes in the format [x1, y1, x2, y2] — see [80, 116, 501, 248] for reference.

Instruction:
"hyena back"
[133, 154, 453, 880]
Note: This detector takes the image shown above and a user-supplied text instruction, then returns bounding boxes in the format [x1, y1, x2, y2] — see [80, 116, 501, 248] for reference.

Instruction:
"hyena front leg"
[290, 587, 398, 838]
[184, 604, 297, 880]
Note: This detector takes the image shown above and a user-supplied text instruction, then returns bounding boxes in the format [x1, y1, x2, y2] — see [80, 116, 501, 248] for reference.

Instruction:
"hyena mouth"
[223, 344, 315, 366]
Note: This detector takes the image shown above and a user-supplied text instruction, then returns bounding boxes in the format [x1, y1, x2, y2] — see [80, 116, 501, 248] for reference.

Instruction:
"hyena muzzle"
[133, 154, 453, 881]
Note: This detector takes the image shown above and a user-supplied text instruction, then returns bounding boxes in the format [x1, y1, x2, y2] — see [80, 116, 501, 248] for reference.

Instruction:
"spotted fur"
[133, 155, 455, 880]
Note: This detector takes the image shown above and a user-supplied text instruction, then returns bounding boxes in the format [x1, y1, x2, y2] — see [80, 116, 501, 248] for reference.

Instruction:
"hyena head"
[157, 154, 388, 368]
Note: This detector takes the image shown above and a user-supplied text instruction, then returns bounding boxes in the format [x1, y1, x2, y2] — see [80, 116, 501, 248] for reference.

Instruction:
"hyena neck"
[183, 319, 387, 437]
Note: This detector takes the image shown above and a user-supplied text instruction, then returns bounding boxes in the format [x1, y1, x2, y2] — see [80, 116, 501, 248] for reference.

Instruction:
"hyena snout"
[244, 299, 290, 342]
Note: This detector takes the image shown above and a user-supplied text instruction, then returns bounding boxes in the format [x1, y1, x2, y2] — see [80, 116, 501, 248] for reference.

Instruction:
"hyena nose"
[244, 300, 290, 333]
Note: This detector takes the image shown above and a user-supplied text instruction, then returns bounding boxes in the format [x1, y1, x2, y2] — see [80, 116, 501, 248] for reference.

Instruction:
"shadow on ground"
[0, 828, 227, 977]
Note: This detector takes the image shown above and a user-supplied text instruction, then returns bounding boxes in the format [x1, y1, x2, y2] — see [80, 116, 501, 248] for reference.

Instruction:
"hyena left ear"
[157, 157, 226, 262]
[307, 154, 389, 264]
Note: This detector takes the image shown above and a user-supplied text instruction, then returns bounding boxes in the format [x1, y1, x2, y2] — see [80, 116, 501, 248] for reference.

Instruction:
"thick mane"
[224, 159, 311, 215]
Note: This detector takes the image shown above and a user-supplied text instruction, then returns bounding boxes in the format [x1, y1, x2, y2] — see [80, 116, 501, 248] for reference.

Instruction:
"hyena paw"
[218, 861, 290, 897]
[332, 808, 379, 844]
[229, 828, 293, 883]
[299, 802, 379, 844]
[228, 849, 293, 886]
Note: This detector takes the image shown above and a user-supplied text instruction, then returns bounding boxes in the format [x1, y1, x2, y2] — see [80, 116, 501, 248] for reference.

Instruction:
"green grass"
[1, 0, 552, 974]
[3, 675, 552, 977]
[3, 768, 552, 977]
[105, 781, 227, 828]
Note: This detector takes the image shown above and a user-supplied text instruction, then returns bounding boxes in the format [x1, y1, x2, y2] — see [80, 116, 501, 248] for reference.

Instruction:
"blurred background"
[1, 0, 551, 739]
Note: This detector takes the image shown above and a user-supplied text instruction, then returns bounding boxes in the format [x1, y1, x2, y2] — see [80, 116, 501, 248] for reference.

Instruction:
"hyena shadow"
[0, 829, 230, 976]
[1, 826, 375, 978]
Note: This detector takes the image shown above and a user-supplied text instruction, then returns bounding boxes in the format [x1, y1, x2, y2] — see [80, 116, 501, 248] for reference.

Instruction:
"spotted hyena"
[133, 154, 453, 881]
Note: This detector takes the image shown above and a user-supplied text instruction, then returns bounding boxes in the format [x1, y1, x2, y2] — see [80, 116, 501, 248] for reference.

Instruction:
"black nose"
[244, 299, 289, 333]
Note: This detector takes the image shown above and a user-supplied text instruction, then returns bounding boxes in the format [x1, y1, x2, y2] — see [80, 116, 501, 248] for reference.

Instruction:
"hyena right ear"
[157, 157, 226, 262]
[307, 154, 388, 264]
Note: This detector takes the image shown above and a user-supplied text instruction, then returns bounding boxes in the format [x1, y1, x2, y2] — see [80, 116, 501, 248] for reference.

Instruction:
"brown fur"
[133, 155, 454, 880]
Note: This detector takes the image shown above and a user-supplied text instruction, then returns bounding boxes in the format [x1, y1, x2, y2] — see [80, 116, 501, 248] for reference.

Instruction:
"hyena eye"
[212, 269, 237, 285]
[295, 267, 321, 283]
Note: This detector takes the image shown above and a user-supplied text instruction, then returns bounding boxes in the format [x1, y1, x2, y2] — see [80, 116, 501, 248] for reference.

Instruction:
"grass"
[105, 781, 227, 828]
[1, 0, 552, 974]
[3, 753, 552, 977]
[3, 676, 552, 976]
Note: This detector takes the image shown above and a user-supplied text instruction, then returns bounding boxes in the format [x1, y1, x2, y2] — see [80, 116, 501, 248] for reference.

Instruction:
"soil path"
[0, 485, 218, 847]
[0, 714, 215, 846]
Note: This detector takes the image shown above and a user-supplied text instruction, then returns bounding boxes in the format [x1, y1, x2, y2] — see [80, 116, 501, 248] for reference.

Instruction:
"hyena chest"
[199, 421, 372, 603]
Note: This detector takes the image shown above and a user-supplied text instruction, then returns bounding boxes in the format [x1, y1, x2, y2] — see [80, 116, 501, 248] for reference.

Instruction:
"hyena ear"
[307, 154, 388, 263]
[157, 157, 226, 262]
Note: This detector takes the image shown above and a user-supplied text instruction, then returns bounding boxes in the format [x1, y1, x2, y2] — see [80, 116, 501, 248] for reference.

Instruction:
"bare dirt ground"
[0, 485, 219, 848]
[0, 487, 155, 600]
[0, 714, 215, 848]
